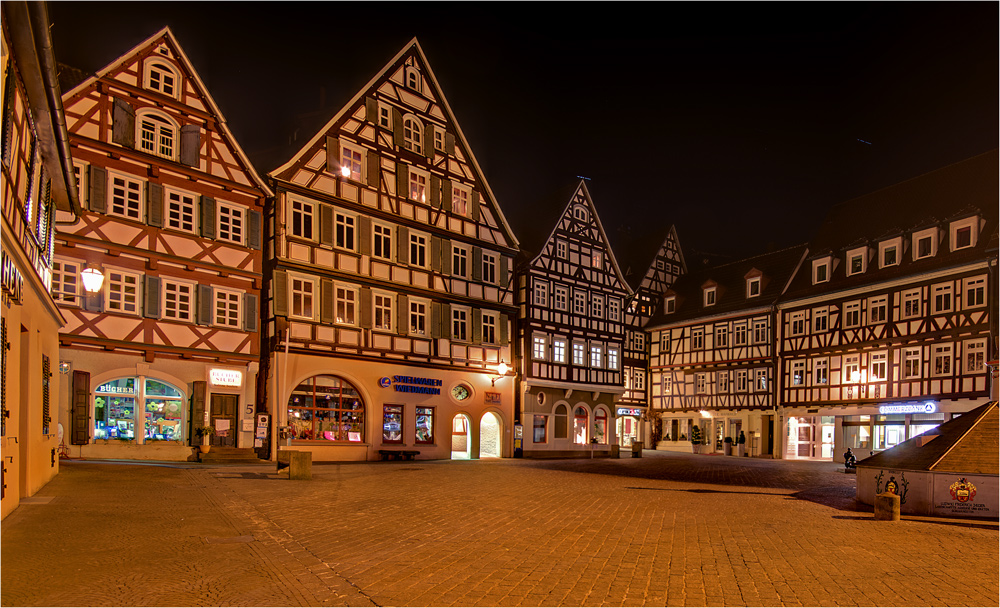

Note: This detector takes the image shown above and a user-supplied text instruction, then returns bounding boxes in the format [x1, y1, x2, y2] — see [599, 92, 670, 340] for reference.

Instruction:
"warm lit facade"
[1, 2, 81, 518]
[52, 28, 271, 461]
[266, 39, 520, 462]
[777, 151, 998, 461]
[516, 181, 633, 457]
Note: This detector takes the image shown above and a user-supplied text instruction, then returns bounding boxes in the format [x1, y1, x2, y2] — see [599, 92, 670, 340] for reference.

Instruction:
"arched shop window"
[594, 408, 608, 444]
[573, 407, 589, 444]
[288, 375, 365, 442]
[94, 377, 185, 441]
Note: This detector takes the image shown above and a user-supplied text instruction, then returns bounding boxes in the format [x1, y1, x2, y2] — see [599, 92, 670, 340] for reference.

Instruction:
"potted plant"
[724, 436, 733, 456]
[195, 425, 215, 453]
[690, 426, 703, 454]
[737, 431, 746, 457]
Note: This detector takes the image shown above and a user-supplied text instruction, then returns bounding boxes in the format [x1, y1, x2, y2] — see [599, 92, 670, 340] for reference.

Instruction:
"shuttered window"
[165, 187, 196, 233]
[217, 201, 244, 244]
[106, 270, 141, 315]
[108, 172, 143, 220]
[214, 288, 241, 328]
[162, 280, 195, 322]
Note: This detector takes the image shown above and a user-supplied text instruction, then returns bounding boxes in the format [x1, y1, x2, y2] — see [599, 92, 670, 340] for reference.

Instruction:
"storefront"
[616, 407, 642, 447]
[656, 410, 761, 455]
[520, 384, 619, 458]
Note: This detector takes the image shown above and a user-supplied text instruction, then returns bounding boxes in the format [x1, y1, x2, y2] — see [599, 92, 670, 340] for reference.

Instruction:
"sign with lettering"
[879, 402, 936, 415]
[380, 375, 442, 395]
[1, 251, 23, 305]
[484, 391, 501, 405]
[209, 368, 243, 388]
[617, 408, 643, 417]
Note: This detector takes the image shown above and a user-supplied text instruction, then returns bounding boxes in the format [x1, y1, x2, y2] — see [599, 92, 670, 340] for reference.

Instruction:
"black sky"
[47, 2, 998, 276]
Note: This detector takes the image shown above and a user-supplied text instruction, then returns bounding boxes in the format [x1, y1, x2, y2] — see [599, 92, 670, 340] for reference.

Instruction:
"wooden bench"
[378, 449, 419, 461]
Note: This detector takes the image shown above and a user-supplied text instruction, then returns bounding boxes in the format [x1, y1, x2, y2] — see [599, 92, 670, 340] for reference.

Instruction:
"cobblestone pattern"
[2, 453, 997, 607]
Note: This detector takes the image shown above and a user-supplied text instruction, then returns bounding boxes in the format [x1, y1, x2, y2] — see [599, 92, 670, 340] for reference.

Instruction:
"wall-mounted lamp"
[80, 265, 105, 294]
[490, 360, 510, 387]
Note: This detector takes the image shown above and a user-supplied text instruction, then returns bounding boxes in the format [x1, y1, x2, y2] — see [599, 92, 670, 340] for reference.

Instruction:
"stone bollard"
[874, 492, 900, 521]
[277, 449, 312, 480]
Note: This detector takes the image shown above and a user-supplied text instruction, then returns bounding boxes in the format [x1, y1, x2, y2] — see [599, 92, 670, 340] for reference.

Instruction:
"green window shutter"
[190, 381, 206, 446]
[197, 285, 213, 326]
[397, 295, 408, 335]
[442, 180, 452, 213]
[71, 370, 91, 445]
[445, 132, 456, 156]
[89, 165, 106, 213]
[396, 163, 408, 200]
[500, 256, 509, 287]
[358, 216, 371, 255]
[326, 136, 339, 175]
[200, 196, 216, 239]
[112, 97, 135, 148]
[243, 293, 258, 333]
[320, 278, 334, 325]
[147, 182, 163, 227]
[471, 190, 481, 222]
[430, 302, 441, 338]
[430, 237, 442, 272]
[440, 303, 451, 339]
[472, 247, 482, 281]
[273, 269, 288, 317]
[423, 124, 435, 159]
[366, 150, 379, 187]
[472, 309, 482, 344]
[360, 287, 372, 328]
[319, 204, 334, 247]
[430, 175, 440, 208]
[144, 276, 161, 319]
[365, 96, 378, 124]
[397, 226, 409, 265]
[247, 210, 262, 250]
[499, 313, 509, 345]
[179, 125, 201, 167]
[392, 108, 403, 147]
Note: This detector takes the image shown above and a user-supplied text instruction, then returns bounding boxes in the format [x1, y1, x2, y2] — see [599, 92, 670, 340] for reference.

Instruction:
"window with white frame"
[591, 294, 604, 318]
[106, 270, 140, 315]
[137, 111, 177, 160]
[165, 187, 196, 233]
[572, 342, 586, 366]
[813, 308, 828, 333]
[734, 322, 748, 346]
[532, 334, 548, 360]
[452, 184, 469, 216]
[950, 217, 978, 251]
[573, 290, 587, 314]
[409, 232, 427, 267]
[434, 128, 445, 152]
[403, 115, 423, 154]
[789, 311, 806, 336]
[847, 247, 867, 276]
[662, 375, 672, 395]
[901, 289, 921, 319]
[553, 285, 567, 310]
[843, 301, 861, 328]
[844, 355, 860, 383]
[716, 325, 729, 348]
[378, 103, 392, 129]
[665, 296, 676, 314]
[631, 331, 645, 351]
[608, 298, 620, 322]
[290, 197, 315, 240]
[556, 240, 567, 259]
[372, 223, 392, 261]
[162, 280, 194, 322]
[590, 345, 603, 368]
[451, 245, 468, 278]
[913, 228, 937, 260]
[481, 252, 497, 284]
[696, 373, 707, 394]
[607, 347, 619, 370]
[409, 299, 427, 336]
[717, 372, 728, 393]
[290, 275, 316, 320]
[660, 332, 670, 354]
[879, 239, 901, 268]
[573, 205, 588, 221]
[812, 259, 830, 284]
[408, 169, 427, 203]
[340, 142, 363, 181]
[704, 287, 716, 307]
[870, 352, 887, 382]
[591, 251, 602, 269]
[791, 360, 805, 386]
[747, 277, 761, 297]
[755, 369, 767, 391]
[144, 61, 178, 97]
[335, 211, 356, 250]
[109, 173, 143, 220]
[869, 295, 887, 324]
[452, 307, 468, 341]
[214, 288, 241, 328]
[72, 160, 87, 204]
[932, 344, 953, 376]
[964, 339, 986, 374]
[51, 259, 80, 305]
[752, 320, 767, 343]
[965, 277, 986, 308]
[217, 201, 244, 245]
[533, 281, 548, 307]
[735, 370, 748, 392]
[335, 285, 357, 325]
[373, 293, 393, 331]
[814, 358, 828, 384]
[903, 348, 921, 379]
[691, 327, 704, 350]
[932, 283, 953, 314]
[481, 312, 497, 344]
[552, 338, 567, 363]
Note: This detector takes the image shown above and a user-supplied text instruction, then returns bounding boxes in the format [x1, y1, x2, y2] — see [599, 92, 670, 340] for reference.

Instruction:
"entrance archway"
[480, 412, 501, 458]
[451, 414, 471, 460]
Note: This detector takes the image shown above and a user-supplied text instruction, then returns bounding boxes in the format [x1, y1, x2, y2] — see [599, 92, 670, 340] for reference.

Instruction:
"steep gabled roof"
[61, 26, 272, 196]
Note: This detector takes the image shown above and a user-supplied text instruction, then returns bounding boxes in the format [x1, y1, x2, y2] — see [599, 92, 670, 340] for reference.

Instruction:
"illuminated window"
[594, 409, 608, 444]
[590, 345, 603, 368]
[533, 415, 547, 443]
[408, 170, 427, 202]
[870, 352, 887, 382]
[755, 369, 767, 391]
[573, 407, 589, 444]
[814, 359, 828, 385]
[340, 143, 363, 181]
[533, 335, 548, 360]
[415, 407, 434, 445]
[572, 342, 586, 366]
[552, 338, 566, 363]
[287, 375, 365, 443]
[452, 184, 469, 216]
[607, 347, 619, 370]
[791, 360, 805, 386]
[382, 404, 403, 444]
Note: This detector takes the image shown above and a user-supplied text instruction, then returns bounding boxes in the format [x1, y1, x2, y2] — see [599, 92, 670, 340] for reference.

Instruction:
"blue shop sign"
[380, 375, 443, 395]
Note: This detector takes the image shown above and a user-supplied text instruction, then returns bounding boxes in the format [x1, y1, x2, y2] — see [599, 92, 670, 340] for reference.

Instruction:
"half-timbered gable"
[646, 245, 806, 456]
[517, 181, 633, 456]
[52, 27, 271, 460]
[267, 39, 520, 462]
[777, 150, 998, 460]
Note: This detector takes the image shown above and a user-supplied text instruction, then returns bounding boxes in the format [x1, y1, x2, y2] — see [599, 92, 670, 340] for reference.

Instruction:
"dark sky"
[47, 2, 998, 276]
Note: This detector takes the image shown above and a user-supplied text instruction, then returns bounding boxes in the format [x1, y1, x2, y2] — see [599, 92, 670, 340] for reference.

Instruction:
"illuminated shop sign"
[380, 376, 442, 395]
[879, 402, 936, 415]
[96, 384, 135, 394]
[1, 251, 24, 305]
[209, 368, 243, 387]
[617, 408, 642, 417]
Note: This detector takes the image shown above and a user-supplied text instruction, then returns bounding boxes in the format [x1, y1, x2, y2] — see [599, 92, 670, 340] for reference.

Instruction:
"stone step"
[198, 447, 262, 464]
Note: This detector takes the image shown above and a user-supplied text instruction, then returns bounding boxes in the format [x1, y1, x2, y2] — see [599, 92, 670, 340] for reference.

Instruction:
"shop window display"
[382, 404, 403, 444]
[288, 375, 365, 442]
[594, 409, 608, 444]
[573, 407, 589, 444]
[93, 377, 184, 441]
[415, 407, 434, 444]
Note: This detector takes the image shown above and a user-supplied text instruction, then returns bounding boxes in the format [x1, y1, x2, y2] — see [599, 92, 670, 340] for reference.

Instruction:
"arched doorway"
[480, 412, 501, 458]
[451, 414, 471, 460]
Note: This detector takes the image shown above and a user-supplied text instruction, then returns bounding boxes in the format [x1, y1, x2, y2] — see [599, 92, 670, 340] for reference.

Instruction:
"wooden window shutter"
[89, 165, 106, 213]
[82, 288, 103, 313]
[200, 196, 216, 239]
[391, 108, 403, 147]
[439, 303, 451, 339]
[397, 226, 409, 264]
[360, 287, 372, 328]
[430, 237, 442, 272]
[112, 97, 135, 148]
[395, 163, 408, 199]
[442, 180, 452, 213]
[472, 309, 482, 344]
[366, 150, 379, 187]
[499, 313, 509, 345]
[430, 175, 441, 208]
[197, 284, 213, 326]
[320, 278, 334, 325]
[272, 269, 289, 317]
[500, 255, 509, 287]
[248, 210, 262, 250]
[358, 216, 371, 255]
[179, 125, 201, 167]
[445, 132, 456, 156]
[147, 182, 164, 227]
[423, 124, 435, 159]
[365, 96, 378, 123]
[471, 190, 481, 222]
[397, 294, 408, 335]
[319, 204, 334, 247]
[190, 381, 206, 446]
[326, 136, 339, 175]
[441, 239, 452, 274]
[243, 293, 258, 333]
[144, 276, 161, 319]
[472, 247, 482, 281]
[71, 370, 91, 445]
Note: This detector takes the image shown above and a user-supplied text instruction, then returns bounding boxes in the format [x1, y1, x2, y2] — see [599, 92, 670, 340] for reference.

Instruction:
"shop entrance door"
[210, 394, 238, 447]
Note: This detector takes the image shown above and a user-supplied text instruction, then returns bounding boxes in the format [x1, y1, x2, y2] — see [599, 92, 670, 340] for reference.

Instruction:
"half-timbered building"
[516, 181, 632, 457]
[2, 2, 82, 518]
[618, 227, 685, 447]
[267, 39, 520, 462]
[646, 246, 806, 457]
[52, 28, 271, 461]
[777, 151, 997, 461]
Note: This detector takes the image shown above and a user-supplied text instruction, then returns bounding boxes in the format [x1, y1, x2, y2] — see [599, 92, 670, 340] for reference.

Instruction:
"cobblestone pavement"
[2, 451, 997, 607]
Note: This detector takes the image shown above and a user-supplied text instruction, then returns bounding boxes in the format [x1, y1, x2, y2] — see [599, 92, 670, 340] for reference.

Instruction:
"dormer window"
[665, 296, 676, 314]
[704, 287, 717, 307]
[747, 277, 761, 298]
[812, 258, 830, 284]
[950, 216, 978, 251]
[846, 247, 867, 276]
[879, 237, 901, 268]
[912, 227, 937, 260]
[405, 66, 421, 92]
[144, 61, 179, 98]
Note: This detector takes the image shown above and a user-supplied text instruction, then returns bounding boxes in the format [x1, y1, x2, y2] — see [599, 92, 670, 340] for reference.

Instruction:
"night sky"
[47, 2, 998, 276]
